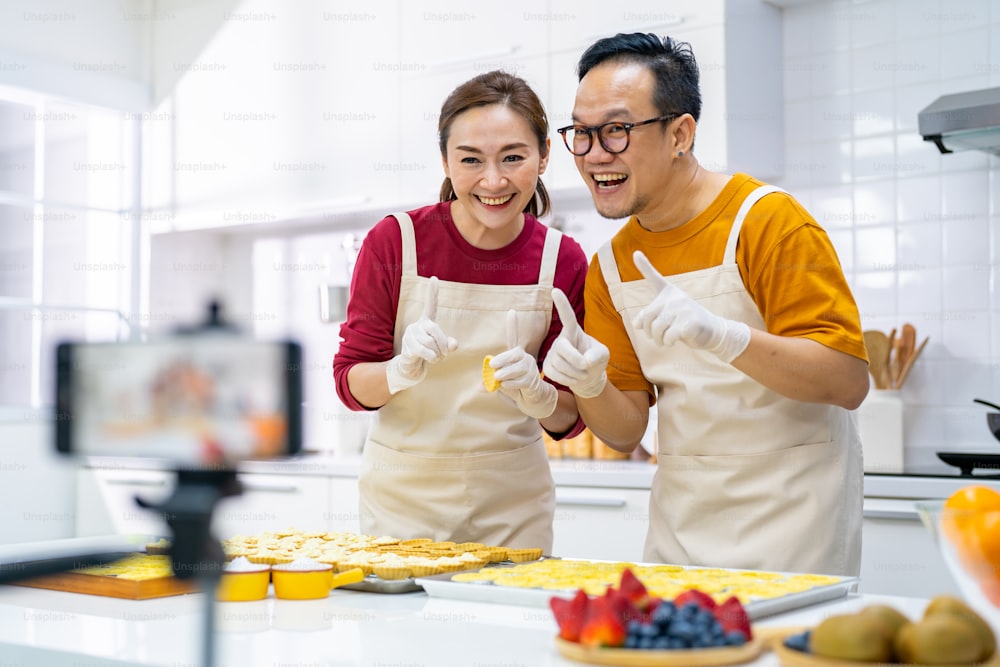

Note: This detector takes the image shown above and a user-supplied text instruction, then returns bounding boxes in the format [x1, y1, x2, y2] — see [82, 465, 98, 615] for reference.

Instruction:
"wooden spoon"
[896, 323, 916, 388]
[886, 327, 898, 388]
[895, 336, 929, 389]
[863, 330, 890, 390]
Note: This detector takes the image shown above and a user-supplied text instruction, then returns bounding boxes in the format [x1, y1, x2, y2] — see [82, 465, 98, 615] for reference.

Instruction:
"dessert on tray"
[221, 528, 543, 582]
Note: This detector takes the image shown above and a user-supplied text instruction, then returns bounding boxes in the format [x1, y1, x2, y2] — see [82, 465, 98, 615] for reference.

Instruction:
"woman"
[333, 71, 588, 552]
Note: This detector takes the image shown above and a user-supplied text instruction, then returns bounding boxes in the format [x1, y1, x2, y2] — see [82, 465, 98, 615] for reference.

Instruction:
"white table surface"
[0, 581, 933, 667]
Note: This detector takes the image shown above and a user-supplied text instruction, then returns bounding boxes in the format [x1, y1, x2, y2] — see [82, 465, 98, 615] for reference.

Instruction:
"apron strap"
[596, 241, 627, 313]
[722, 185, 786, 265]
[392, 212, 418, 277]
[537, 227, 563, 288]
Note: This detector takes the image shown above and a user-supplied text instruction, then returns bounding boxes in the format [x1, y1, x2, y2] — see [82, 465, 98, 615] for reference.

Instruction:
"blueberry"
[652, 636, 670, 650]
[666, 637, 685, 649]
[652, 602, 676, 626]
[670, 619, 697, 641]
[639, 623, 659, 638]
[724, 629, 748, 646]
[624, 634, 639, 649]
[638, 636, 655, 650]
[783, 630, 811, 652]
[679, 602, 700, 618]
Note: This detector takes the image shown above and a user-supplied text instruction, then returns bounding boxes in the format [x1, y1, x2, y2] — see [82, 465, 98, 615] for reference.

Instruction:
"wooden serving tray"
[554, 636, 766, 666]
[771, 631, 1000, 667]
[14, 572, 201, 600]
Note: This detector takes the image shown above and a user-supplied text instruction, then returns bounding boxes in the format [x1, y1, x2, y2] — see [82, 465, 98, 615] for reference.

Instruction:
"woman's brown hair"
[437, 70, 551, 218]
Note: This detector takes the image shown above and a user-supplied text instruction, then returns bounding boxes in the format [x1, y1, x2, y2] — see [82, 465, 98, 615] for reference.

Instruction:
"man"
[542, 33, 869, 576]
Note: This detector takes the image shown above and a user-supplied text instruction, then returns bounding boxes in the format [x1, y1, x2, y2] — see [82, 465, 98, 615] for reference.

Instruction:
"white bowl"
[916, 499, 1000, 630]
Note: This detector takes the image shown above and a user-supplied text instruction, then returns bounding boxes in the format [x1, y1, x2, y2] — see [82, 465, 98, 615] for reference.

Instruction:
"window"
[0, 87, 136, 408]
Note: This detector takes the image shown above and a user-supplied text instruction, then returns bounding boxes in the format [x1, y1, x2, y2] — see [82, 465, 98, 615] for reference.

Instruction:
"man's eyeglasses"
[556, 114, 679, 156]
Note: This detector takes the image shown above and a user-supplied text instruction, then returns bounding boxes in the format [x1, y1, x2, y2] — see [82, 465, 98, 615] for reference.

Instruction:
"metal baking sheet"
[415, 560, 858, 619]
[340, 575, 423, 594]
[338, 560, 541, 594]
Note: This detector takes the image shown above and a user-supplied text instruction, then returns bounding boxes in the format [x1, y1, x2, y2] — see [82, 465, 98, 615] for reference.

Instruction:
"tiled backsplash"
[556, 0, 1000, 474]
[776, 0, 1000, 470]
[266, 0, 1000, 471]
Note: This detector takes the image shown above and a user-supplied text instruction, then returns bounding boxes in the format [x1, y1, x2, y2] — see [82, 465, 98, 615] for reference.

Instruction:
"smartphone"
[55, 337, 302, 468]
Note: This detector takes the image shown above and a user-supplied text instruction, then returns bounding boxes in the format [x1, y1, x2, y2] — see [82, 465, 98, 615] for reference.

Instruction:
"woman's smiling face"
[442, 103, 548, 249]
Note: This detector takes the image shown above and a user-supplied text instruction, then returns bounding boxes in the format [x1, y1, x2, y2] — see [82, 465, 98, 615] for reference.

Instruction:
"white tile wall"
[774, 0, 1000, 469]
[245, 0, 1000, 468]
[553, 0, 1000, 472]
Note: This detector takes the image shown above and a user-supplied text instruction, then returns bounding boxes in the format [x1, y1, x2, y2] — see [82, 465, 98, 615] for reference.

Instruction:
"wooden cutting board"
[13, 572, 201, 600]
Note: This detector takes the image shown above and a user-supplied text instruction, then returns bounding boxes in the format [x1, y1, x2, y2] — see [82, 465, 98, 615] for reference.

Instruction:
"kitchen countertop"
[0, 581, 938, 666]
[85, 455, 1000, 499]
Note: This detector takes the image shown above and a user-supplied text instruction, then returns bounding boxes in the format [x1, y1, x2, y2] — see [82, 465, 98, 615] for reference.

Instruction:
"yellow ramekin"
[216, 567, 271, 602]
[271, 565, 334, 600]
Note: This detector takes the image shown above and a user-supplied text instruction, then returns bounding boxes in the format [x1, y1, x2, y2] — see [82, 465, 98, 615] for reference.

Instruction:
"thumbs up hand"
[489, 310, 558, 419]
[631, 251, 750, 364]
[541, 288, 609, 399]
[386, 277, 459, 394]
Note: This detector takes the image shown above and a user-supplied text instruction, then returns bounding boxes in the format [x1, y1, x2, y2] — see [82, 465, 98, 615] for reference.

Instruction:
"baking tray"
[340, 575, 423, 594]
[338, 559, 545, 594]
[415, 560, 858, 618]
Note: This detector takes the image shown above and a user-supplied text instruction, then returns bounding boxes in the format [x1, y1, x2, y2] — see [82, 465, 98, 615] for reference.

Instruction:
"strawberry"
[713, 595, 753, 640]
[578, 594, 627, 647]
[618, 567, 652, 611]
[549, 589, 589, 642]
[604, 585, 642, 625]
[674, 588, 717, 611]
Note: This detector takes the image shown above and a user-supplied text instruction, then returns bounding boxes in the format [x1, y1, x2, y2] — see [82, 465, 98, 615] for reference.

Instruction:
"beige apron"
[359, 211, 560, 551]
[597, 185, 863, 575]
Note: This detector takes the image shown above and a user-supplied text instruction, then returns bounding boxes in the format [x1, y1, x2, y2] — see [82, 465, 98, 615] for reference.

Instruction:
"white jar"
[855, 389, 904, 473]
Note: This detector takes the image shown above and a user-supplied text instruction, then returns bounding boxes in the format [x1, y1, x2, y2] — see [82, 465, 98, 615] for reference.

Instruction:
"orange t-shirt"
[585, 173, 869, 399]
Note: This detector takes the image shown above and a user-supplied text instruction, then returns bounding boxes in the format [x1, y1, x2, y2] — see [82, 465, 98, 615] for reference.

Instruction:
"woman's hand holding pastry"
[490, 310, 557, 419]
[541, 288, 609, 399]
[631, 250, 750, 364]
[385, 277, 458, 394]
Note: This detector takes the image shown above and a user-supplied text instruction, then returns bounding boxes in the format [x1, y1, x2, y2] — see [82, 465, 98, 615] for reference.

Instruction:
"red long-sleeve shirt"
[333, 202, 587, 426]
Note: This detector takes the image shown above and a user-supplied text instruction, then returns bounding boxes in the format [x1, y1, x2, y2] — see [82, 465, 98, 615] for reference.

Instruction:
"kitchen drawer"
[75, 468, 176, 537]
[327, 477, 362, 533]
[212, 474, 330, 538]
[859, 498, 960, 598]
[552, 486, 649, 561]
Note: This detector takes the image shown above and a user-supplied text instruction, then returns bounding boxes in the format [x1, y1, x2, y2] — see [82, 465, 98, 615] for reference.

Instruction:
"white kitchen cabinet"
[212, 473, 330, 539]
[859, 498, 960, 598]
[327, 476, 362, 533]
[552, 485, 650, 561]
[75, 467, 176, 537]
[76, 468, 333, 541]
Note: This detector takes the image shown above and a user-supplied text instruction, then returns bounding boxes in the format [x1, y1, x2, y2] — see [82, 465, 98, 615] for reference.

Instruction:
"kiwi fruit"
[924, 594, 996, 661]
[809, 613, 893, 662]
[859, 603, 911, 639]
[895, 613, 983, 665]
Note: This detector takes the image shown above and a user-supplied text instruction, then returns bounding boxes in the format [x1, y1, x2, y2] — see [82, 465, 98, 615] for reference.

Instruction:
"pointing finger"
[551, 288, 580, 338]
[422, 276, 439, 320]
[633, 251, 667, 289]
[506, 310, 518, 349]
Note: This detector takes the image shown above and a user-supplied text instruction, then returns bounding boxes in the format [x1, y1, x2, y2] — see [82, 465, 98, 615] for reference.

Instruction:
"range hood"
[918, 86, 1000, 156]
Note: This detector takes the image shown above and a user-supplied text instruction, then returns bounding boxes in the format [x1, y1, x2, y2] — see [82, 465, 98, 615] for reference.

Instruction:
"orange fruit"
[981, 574, 1000, 607]
[943, 486, 1000, 538]
[942, 486, 1000, 582]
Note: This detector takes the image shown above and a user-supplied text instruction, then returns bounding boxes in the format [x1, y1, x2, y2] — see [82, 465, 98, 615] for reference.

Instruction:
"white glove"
[385, 277, 458, 394]
[632, 250, 750, 364]
[541, 288, 609, 399]
[490, 310, 558, 420]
